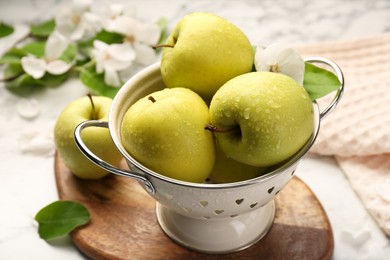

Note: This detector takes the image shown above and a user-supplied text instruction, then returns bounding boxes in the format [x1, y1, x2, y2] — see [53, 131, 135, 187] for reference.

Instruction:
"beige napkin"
[295, 34, 390, 236]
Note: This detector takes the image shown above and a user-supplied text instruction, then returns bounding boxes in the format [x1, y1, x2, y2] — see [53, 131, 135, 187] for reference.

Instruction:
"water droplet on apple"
[243, 108, 250, 119]
[224, 110, 232, 117]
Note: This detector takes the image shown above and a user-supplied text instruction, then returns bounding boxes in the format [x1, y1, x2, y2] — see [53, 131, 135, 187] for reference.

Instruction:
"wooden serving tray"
[55, 153, 333, 259]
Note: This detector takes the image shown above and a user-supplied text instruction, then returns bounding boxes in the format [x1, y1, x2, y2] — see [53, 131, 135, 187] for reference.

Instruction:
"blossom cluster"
[1, 0, 163, 95]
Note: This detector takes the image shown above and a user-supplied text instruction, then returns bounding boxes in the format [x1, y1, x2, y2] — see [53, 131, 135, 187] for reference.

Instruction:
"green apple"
[208, 71, 314, 167]
[120, 87, 215, 183]
[54, 96, 123, 179]
[160, 12, 254, 101]
[209, 141, 268, 184]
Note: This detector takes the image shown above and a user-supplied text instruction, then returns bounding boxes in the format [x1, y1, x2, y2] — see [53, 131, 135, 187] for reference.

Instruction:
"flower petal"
[17, 98, 40, 119]
[108, 43, 136, 62]
[254, 43, 305, 85]
[104, 58, 132, 72]
[70, 24, 86, 41]
[278, 48, 305, 85]
[104, 66, 121, 87]
[46, 60, 72, 75]
[133, 43, 157, 66]
[105, 16, 137, 36]
[106, 3, 125, 18]
[73, 0, 92, 13]
[21, 56, 46, 79]
[134, 22, 161, 45]
[79, 12, 102, 39]
[18, 129, 54, 157]
[254, 45, 269, 72]
[92, 40, 108, 73]
[45, 31, 69, 60]
[93, 39, 108, 51]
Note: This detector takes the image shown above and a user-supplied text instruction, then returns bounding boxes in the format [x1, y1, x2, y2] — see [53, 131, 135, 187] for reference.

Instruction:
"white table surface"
[1, 0, 389, 259]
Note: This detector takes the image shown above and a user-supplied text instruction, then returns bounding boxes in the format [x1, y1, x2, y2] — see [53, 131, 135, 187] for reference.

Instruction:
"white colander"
[75, 57, 344, 254]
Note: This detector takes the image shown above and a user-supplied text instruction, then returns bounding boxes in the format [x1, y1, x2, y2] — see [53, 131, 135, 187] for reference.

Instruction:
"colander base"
[155, 200, 275, 254]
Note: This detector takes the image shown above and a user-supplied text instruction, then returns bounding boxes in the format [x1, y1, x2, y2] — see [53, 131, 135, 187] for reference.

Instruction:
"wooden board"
[55, 153, 334, 260]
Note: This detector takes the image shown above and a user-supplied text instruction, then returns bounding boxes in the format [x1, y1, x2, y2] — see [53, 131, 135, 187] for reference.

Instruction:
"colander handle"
[305, 57, 345, 120]
[74, 120, 156, 194]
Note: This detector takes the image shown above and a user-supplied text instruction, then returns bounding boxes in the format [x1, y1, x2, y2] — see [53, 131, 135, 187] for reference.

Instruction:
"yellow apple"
[160, 12, 254, 101]
[209, 71, 314, 167]
[209, 141, 268, 184]
[54, 96, 123, 179]
[121, 87, 215, 183]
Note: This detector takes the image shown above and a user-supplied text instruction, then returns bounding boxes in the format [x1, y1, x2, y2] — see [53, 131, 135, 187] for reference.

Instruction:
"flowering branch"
[0, 0, 167, 97]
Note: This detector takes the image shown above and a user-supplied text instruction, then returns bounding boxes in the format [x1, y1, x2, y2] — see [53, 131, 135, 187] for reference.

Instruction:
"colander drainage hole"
[268, 187, 274, 194]
[291, 169, 296, 176]
[235, 198, 244, 205]
[203, 216, 210, 220]
[214, 210, 224, 215]
[230, 214, 239, 218]
[199, 201, 209, 207]
[250, 203, 258, 208]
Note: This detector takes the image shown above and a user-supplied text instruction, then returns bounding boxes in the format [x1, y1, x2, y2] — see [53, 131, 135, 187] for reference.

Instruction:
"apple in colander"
[120, 87, 215, 183]
[207, 71, 314, 167]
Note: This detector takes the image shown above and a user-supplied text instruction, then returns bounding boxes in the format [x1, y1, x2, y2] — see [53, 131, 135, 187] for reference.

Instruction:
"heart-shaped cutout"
[199, 201, 209, 207]
[268, 187, 274, 194]
[235, 198, 244, 205]
[214, 210, 224, 215]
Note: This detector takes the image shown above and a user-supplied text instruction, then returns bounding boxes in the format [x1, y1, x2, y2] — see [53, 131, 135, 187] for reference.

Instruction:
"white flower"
[254, 43, 305, 85]
[92, 40, 136, 87]
[21, 31, 72, 79]
[100, 2, 135, 20]
[55, 0, 101, 41]
[104, 15, 160, 66]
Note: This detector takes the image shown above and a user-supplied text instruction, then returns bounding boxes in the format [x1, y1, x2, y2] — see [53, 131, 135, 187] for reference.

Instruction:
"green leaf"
[95, 30, 123, 44]
[2, 63, 24, 80]
[6, 73, 44, 88]
[21, 41, 45, 57]
[156, 17, 169, 45]
[0, 48, 26, 64]
[0, 22, 14, 38]
[35, 201, 90, 240]
[58, 43, 77, 63]
[303, 62, 341, 101]
[42, 72, 70, 86]
[5, 70, 68, 89]
[79, 67, 120, 98]
[77, 30, 123, 52]
[30, 19, 55, 38]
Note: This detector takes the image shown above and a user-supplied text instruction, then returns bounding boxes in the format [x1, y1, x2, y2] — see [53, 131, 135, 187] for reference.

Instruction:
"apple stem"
[204, 124, 237, 133]
[148, 96, 156, 103]
[151, 44, 174, 50]
[87, 93, 97, 120]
